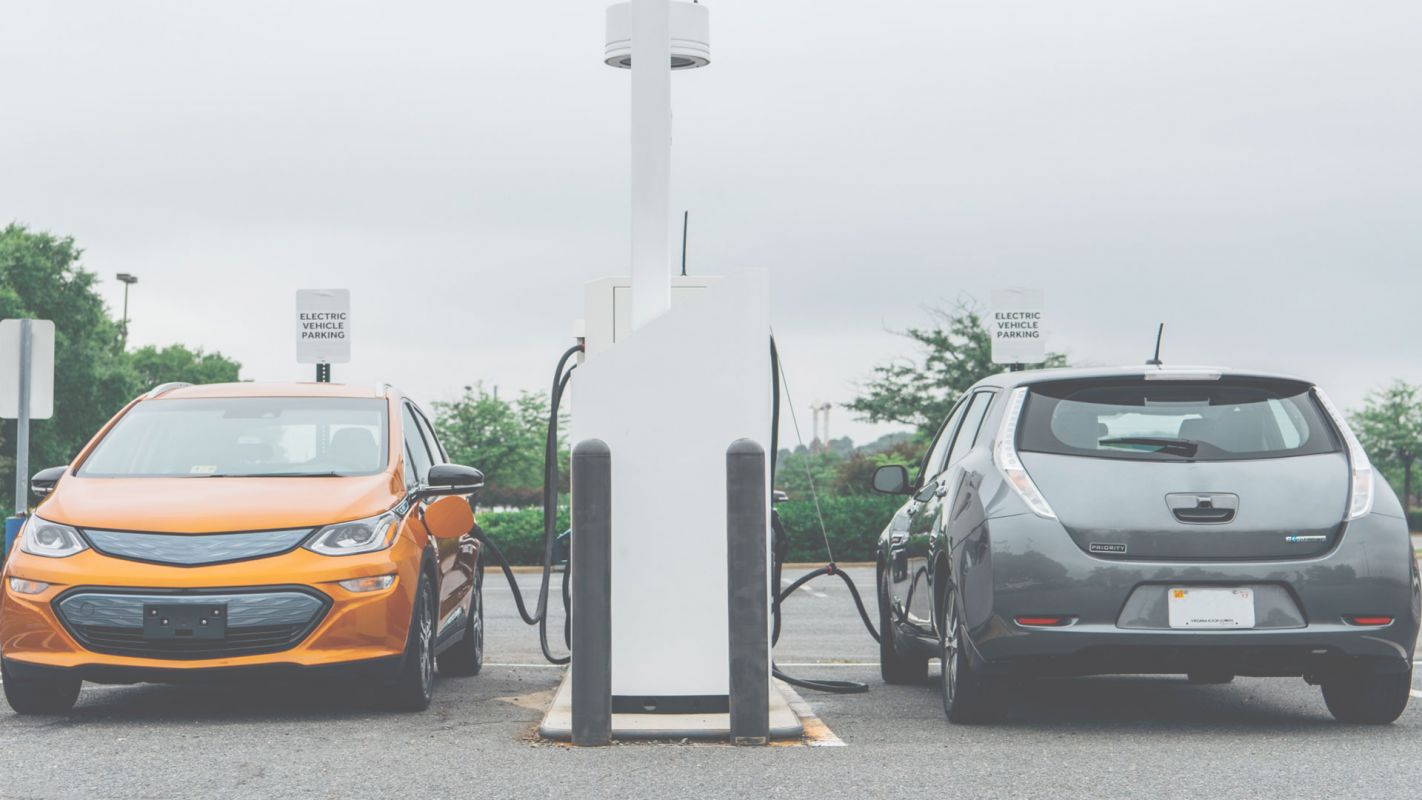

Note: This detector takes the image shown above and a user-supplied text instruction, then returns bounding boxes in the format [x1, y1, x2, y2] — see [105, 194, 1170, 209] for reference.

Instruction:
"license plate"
[142, 603, 227, 640]
[1167, 588, 1254, 629]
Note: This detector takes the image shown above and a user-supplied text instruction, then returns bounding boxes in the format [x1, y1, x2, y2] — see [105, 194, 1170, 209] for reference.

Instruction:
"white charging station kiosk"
[538, 0, 801, 743]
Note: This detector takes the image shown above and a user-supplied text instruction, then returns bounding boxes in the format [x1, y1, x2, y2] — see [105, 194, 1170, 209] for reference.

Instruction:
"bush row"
[474, 495, 901, 566]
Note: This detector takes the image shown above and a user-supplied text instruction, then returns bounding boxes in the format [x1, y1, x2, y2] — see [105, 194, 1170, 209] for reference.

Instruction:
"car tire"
[437, 563, 484, 678]
[1187, 670, 1234, 685]
[383, 569, 437, 712]
[2, 660, 81, 715]
[939, 583, 1007, 725]
[878, 566, 928, 684]
[1321, 665, 1412, 725]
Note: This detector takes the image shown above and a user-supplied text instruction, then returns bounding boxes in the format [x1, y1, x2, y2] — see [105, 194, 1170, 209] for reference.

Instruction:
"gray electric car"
[872, 366, 1420, 724]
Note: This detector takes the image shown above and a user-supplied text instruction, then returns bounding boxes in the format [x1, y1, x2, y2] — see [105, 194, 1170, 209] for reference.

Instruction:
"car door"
[892, 398, 969, 636]
[399, 403, 474, 640]
[922, 390, 996, 637]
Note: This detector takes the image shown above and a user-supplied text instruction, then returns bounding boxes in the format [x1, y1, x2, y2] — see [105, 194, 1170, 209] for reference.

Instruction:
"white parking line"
[1411, 690, 1422, 699]
[781, 578, 827, 599]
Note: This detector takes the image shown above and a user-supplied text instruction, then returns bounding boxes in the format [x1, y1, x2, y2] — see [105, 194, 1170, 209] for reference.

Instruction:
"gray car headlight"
[304, 512, 398, 556]
[20, 517, 89, 558]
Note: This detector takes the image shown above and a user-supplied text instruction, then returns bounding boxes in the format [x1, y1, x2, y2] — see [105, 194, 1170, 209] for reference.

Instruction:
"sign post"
[1, 319, 56, 555]
[295, 290, 351, 382]
[989, 289, 1045, 369]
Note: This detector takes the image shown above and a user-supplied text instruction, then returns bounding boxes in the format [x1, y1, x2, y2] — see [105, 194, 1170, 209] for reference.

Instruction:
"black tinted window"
[1018, 378, 1340, 462]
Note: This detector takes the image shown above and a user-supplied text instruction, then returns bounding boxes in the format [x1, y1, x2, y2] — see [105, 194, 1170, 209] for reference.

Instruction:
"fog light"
[8, 577, 50, 595]
[1344, 615, 1393, 626]
[337, 574, 396, 593]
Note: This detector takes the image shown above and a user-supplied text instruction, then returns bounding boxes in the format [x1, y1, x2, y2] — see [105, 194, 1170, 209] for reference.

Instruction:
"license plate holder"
[1167, 587, 1255, 629]
[142, 603, 227, 640]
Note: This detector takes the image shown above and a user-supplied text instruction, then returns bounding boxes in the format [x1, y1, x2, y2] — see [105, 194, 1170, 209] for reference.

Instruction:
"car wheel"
[384, 570, 437, 712]
[1321, 665, 1412, 724]
[939, 584, 1007, 724]
[1186, 670, 1234, 685]
[878, 566, 928, 684]
[1, 660, 81, 715]
[437, 563, 484, 677]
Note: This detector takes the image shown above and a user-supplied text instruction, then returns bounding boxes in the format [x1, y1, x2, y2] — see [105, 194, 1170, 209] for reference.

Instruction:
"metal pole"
[629, 0, 672, 330]
[120, 283, 130, 351]
[570, 439, 612, 746]
[726, 439, 769, 745]
[14, 320, 32, 516]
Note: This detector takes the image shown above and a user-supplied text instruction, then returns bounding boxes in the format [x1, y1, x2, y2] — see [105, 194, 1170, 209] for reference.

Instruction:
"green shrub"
[476, 506, 569, 565]
[1408, 509, 1422, 535]
[776, 495, 901, 562]
[476, 496, 900, 565]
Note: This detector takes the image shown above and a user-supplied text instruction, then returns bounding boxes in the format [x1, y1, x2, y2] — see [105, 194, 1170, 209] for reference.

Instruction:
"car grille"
[81, 528, 313, 566]
[55, 588, 330, 660]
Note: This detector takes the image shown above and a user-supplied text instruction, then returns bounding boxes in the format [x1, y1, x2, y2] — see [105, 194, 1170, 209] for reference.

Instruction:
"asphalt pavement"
[2, 566, 1421, 799]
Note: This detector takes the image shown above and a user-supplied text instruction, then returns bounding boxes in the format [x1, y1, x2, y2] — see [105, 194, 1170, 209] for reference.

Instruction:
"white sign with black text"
[989, 288, 1045, 365]
[296, 289, 351, 364]
[0, 319, 55, 420]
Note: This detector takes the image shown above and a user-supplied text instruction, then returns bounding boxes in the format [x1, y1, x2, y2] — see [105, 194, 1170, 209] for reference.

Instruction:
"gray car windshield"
[1018, 378, 1341, 462]
[79, 397, 389, 477]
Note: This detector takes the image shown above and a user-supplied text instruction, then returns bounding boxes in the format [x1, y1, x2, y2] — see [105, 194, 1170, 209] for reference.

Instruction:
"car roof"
[149, 382, 392, 400]
[973, 364, 1315, 392]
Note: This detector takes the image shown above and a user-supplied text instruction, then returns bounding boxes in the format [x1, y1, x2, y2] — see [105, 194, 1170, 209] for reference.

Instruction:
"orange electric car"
[0, 381, 486, 714]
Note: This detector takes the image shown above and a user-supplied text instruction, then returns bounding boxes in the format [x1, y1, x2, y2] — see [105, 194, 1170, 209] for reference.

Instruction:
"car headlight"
[304, 512, 398, 556]
[20, 517, 89, 558]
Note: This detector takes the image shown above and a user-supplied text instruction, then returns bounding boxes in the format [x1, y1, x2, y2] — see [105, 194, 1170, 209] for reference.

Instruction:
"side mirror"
[423, 495, 475, 540]
[772, 490, 789, 505]
[30, 466, 67, 499]
[871, 464, 910, 495]
[423, 463, 485, 497]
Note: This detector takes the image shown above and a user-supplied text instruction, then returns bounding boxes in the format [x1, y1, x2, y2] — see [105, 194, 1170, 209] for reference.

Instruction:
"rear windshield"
[1018, 378, 1341, 462]
[79, 397, 389, 478]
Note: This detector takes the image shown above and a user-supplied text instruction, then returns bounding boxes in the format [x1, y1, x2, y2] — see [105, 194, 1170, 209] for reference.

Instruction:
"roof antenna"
[680, 210, 689, 276]
[1146, 323, 1165, 366]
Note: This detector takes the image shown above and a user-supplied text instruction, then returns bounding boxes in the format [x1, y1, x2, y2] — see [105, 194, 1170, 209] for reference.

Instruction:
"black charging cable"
[474, 343, 582, 665]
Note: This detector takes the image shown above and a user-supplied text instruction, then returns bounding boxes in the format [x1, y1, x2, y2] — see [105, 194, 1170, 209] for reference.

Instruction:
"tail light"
[1344, 615, 1393, 626]
[1315, 389, 1373, 521]
[1015, 616, 1070, 627]
[993, 387, 1057, 519]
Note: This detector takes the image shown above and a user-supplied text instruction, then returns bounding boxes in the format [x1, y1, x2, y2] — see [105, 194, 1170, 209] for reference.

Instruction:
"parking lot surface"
[2, 566, 1421, 799]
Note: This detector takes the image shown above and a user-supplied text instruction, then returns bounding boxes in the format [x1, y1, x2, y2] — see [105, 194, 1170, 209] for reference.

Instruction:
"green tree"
[128, 344, 241, 387]
[0, 224, 135, 511]
[1351, 381, 1422, 511]
[0, 224, 243, 514]
[433, 384, 562, 505]
[847, 301, 1066, 438]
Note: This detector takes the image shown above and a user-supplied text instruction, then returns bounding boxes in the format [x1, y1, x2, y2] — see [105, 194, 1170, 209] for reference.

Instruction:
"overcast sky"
[3, 1, 1419, 445]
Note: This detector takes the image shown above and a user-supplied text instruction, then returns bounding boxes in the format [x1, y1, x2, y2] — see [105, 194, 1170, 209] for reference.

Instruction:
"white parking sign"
[296, 289, 351, 364]
[989, 288, 1045, 365]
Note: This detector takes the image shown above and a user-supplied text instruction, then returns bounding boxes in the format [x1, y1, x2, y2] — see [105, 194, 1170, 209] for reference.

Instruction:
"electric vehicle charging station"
[534, 0, 803, 744]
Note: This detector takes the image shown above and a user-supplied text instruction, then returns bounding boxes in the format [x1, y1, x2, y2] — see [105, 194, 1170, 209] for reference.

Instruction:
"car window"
[944, 391, 994, 469]
[79, 397, 388, 478]
[1018, 378, 1340, 462]
[401, 404, 435, 482]
[411, 407, 447, 463]
[920, 397, 969, 483]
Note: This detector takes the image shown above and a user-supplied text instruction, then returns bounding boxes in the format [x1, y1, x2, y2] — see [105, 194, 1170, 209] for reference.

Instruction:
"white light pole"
[606, 0, 710, 331]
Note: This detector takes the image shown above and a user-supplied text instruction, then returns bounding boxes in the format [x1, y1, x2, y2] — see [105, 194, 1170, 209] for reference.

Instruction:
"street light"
[116, 273, 138, 351]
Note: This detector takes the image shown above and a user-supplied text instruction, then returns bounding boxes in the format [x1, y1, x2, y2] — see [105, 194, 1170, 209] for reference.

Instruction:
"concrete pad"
[538, 670, 804, 742]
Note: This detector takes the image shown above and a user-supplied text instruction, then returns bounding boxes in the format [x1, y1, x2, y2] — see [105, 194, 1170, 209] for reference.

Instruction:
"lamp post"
[116, 273, 138, 351]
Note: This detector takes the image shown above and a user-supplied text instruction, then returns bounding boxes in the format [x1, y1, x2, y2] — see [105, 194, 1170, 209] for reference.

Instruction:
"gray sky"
[4, 1, 1419, 445]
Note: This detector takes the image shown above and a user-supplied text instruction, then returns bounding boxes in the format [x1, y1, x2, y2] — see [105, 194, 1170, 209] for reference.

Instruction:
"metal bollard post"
[726, 439, 769, 745]
[570, 439, 612, 746]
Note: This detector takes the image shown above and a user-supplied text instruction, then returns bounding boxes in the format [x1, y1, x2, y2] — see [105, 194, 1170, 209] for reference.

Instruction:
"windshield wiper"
[199, 471, 345, 478]
[1098, 437, 1200, 457]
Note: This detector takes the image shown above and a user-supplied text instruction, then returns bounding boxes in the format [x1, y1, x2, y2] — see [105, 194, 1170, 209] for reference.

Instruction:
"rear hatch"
[1016, 374, 1348, 560]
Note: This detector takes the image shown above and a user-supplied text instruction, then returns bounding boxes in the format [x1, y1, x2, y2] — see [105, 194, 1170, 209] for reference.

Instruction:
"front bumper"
[0, 537, 421, 675]
[962, 510, 1422, 676]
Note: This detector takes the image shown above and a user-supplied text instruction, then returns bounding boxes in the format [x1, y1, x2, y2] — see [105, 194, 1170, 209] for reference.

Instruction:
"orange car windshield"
[78, 397, 389, 478]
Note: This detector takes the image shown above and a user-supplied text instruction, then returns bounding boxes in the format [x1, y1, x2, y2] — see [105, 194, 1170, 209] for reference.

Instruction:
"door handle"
[905, 506, 918, 517]
[890, 532, 908, 545]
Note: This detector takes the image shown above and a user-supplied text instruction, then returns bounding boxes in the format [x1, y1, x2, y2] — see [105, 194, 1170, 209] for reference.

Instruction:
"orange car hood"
[37, 474, 402, 533]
